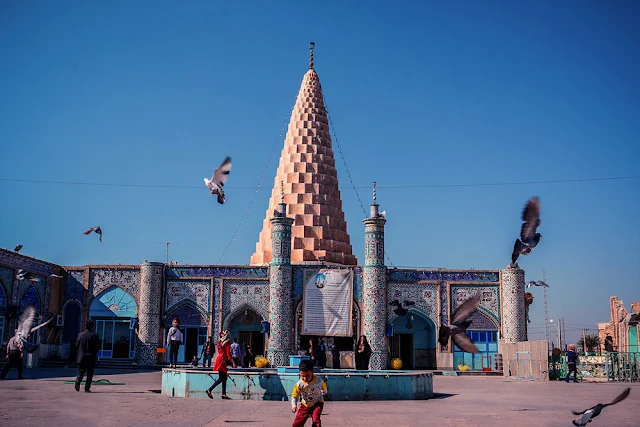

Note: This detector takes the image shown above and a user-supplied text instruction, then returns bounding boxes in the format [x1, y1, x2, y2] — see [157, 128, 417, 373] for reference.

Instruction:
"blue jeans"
[565, 363, 577, 382]
[169, 341, 180, 365]
[202, 354, 212, 368]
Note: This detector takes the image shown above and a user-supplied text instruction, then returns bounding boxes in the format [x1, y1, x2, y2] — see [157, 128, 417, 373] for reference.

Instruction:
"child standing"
[291, 359, 327, 427]
[565, 343, 579, 383]
[166, 318, 183, 369]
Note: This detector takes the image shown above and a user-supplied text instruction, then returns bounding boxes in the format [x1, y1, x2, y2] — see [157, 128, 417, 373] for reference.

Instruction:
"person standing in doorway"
[0, 329, 24, 380]
[74, 320, 101, 393]
[230, 338, 241, 367]
[167, 318, 183, 369]
[201, 336, 214, 368]
[331, 343, 341, 369]
[355, 335, 372, 370]
[206, 330, 236, 399]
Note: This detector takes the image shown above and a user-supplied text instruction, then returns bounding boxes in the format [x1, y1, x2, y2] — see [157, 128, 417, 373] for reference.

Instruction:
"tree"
[578, 334, 601, 353]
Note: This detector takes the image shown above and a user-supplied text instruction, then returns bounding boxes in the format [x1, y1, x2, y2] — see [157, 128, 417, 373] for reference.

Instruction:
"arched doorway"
[62, 301, 82, 344]
[165, 304, 209, 364]
[225, 306, 264, 361]
[19, 284, 42, 347]
[89, 286, 137, 359]
[453, 309, 499, 371]
[391, 309, 437, 369]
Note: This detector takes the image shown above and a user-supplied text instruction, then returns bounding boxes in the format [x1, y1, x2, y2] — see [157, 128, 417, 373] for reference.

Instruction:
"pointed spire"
[309, 42, 315, 69]
[370, 181, 380, 218]
[250, 44, 357, 266]
[373, 181, 377, 203]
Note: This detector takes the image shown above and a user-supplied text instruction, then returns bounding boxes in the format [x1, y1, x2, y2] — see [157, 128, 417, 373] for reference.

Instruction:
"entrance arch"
[90, 286, 137, 359]
[225, 305, 264, 364]
[453, 308, 499, 371]
[391, 309, 437, 369]
[165, 303, 208, 364]
[62, 300, 83, 344]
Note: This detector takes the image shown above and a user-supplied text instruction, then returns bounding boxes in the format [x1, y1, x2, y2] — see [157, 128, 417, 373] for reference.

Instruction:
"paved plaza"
[0, 368, 638, 426]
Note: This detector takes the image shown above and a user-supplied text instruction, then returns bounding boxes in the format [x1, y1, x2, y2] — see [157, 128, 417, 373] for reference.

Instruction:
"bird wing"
[605, 388, 631, 406]
[520, 197, 541, 241]
[30, 315, 54, 334]
[452, 333, 480, 353]
[213, 157, 232, 187]
[511, 239, 522, 263]
[17, 306, 36, 339]
[389, 299, 400, 307]
[84, 227, 95, 235]
[527, 281, 535, 288]
[404, 300, 416, 306]
[451, 293, 482, 325]
[572, 409, 594, 426]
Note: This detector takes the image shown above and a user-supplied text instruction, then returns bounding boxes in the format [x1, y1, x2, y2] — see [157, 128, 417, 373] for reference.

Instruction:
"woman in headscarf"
[355, 335, 372, 370]
[206, 330, 236, 399]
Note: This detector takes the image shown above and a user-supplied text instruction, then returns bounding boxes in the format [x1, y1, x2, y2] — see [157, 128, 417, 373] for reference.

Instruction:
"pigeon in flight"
[14, 306, 54, 354]
[84, 226, 103, 243]
[204, 156, 232, 205]
[527, 280, 549, 288]
[511, 196, 542, 268]
[14, 244, 22, 253]
[16, 269, 39, 283]
[50, 273, 64, 279]
[389, 299, 415, 317]
[438, 293, 482, 353]
[572, 388, 630, 426]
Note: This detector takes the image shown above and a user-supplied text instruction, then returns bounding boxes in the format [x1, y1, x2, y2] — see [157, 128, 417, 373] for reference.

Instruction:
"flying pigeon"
[438, 293, 482, 353]
[511, 196, 542, 268]
[389, 299, 415, 317]
[204, 156, 232, 205]
[527, 280, 549, 288]
[84, 226, 103, 243]
[14, 306, 54, 354]
[50, 273, 64, 279]
[572, 388, 631, 426]
[16, 269, 39, 283]
[14, 244, 22, 253]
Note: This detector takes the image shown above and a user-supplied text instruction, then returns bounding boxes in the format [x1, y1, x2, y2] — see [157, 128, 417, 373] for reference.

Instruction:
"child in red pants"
[291, 359, 327, 427]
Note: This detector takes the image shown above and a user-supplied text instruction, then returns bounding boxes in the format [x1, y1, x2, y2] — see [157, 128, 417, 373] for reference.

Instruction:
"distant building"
[0, 46, 530, 371]
[597, 296, 640, 353]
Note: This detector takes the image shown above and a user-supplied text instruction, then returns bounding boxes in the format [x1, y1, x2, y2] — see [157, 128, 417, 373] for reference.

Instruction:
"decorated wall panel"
[165, 303, 208, 327]
[89, 268, 139, 302]
[164, 280, 211, 314]
[166, 266, 267, 279]
[390, 270, 499, 283]
[387, 282, 440, 324]
[221, 279, 269, 325]
[450, 284, 500, 323]
[0, 266, 13, 304]
[64, 271, 85, 303]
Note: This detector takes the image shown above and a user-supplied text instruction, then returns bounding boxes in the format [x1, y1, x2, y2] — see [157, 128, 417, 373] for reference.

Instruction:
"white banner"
[302, 269, 353, 337]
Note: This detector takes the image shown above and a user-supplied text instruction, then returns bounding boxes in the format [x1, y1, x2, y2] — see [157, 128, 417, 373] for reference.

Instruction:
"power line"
[1, 174, 637, 191]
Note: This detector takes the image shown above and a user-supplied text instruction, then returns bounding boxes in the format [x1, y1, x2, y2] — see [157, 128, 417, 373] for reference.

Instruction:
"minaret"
[501, 265, 527, 343]
[361, 182, 388, 369]
[250, 42, 357, 266]
[267, 182, 295, 367]
[136, 261, 164, 365]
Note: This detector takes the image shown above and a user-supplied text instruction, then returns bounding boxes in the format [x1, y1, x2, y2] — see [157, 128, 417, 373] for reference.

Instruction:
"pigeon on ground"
[572, 388, 631, 426]
[14, 244, 22, 253]
[84, 226, 103, 243]
[16, 269, 39, 283]
[511, 196, 542, 268]
[204, 156, 232, 205]
[527, 280, 549, 288]
[389, 299, 415, 317]
[438, 293, 482, 353]
[14, 306, 54, 354]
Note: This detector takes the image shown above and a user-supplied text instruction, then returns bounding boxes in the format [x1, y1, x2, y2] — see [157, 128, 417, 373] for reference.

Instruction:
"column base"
[267, 349, 290, 367]
[368, 352, 389, 370]
[136, 343, 158, 365]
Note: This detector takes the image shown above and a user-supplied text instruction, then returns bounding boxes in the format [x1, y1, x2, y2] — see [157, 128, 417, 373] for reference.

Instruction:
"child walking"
[291, 359, 327, 427]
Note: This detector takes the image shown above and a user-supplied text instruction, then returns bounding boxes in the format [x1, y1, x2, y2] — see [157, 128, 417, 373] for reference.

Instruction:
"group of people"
[307, 335, 372, 370]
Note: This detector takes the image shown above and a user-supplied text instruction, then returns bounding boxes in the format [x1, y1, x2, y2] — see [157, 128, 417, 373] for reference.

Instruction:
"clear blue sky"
[1, 0, 638, 344]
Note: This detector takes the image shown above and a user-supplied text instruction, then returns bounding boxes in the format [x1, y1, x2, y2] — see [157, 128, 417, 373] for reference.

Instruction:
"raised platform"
[162, 367, 433, 400]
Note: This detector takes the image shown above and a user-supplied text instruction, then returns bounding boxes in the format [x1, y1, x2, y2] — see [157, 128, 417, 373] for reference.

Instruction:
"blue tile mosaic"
[389, 270, 499, 283]
[166, 267, 268, 279]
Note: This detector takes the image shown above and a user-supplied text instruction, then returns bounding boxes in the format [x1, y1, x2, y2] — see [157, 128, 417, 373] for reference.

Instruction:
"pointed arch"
[470, 307, 501, 330]
[223, 303, 265, 331]
[90, 285, 137, 318]
[62, 300, 83, 343]
[165, 302, 208, 328]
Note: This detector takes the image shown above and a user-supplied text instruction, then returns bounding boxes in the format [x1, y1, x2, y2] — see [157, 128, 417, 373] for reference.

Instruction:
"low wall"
[162, 368, 433, 401]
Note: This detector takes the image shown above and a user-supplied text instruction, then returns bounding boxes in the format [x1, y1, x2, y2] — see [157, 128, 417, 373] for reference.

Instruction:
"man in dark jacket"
[75, 320, 101, 392]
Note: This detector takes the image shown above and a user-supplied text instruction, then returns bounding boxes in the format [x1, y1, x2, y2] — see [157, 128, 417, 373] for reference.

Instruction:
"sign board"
[302, 269, 353, 337]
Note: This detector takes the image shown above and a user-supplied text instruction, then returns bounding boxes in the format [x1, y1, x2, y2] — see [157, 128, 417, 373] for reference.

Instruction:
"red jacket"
[214, 340, 233, 372]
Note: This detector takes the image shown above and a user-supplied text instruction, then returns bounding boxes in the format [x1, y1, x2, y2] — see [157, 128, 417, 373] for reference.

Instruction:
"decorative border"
[166, 266, 268, 279]
[389, 270, 499, 283]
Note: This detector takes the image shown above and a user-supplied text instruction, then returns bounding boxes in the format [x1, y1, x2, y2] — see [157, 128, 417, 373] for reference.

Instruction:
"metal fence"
[548, 352, 639, 382]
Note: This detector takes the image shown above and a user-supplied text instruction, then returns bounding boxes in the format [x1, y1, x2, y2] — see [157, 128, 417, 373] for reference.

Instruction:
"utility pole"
[542, 270, 550, 351]
[156, 242, 176, 265]
[582, 328, 588, 353]
[562, 318, 566, 350]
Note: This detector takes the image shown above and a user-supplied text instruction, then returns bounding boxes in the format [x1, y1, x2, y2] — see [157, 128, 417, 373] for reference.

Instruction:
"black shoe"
[85, 389, 92, 393]
[206, 390, 213, 399]
[221, 395, 231, 399]
[75, 382, 80, 392]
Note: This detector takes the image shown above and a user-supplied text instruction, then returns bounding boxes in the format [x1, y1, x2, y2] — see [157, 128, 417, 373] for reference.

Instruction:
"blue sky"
[1, 0, 638, 344]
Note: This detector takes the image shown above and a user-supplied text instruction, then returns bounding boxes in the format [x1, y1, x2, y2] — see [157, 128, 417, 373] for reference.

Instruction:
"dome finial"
[309, 42, 315, 69]
[280, 180, 285, 203]
[373, 181, 377, 202]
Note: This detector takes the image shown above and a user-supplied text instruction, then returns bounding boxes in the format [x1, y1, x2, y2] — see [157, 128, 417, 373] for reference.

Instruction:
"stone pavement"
[0, 368, 638, 426]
